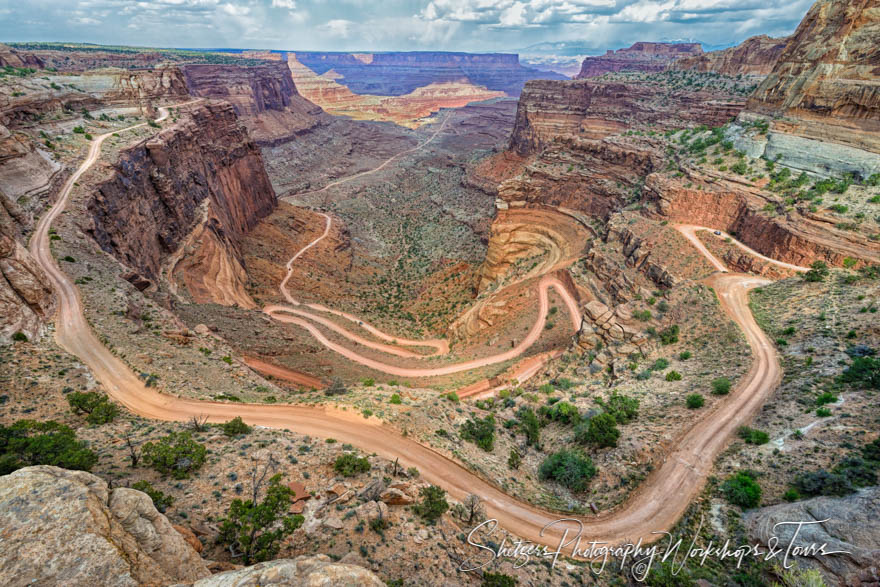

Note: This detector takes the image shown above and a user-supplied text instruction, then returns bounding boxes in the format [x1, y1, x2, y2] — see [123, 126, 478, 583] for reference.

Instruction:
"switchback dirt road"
[30, 107, 804, 552]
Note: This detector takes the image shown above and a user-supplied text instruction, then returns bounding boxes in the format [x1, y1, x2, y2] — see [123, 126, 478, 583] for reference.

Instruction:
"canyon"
[1, 1, 880, 585]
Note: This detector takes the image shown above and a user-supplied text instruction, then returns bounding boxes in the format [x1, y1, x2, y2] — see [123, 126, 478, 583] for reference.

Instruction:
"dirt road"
[30, 105, 802, 551]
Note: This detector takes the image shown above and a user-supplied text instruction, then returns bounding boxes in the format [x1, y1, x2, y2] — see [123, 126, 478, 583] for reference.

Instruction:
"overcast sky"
[0, 0, 813, 53]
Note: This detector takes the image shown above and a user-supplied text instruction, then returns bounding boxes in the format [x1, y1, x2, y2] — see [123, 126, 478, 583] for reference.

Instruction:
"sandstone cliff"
[672, 35, 788, 76]
[744, 0, 880, 157]
[510, 78, 744, 155]
[181, 62, 326, 145]
[87, 102, 276, 308]
[0, 43, 44, 68]
[0, 190, 55, 343]
[291, 51, 565, 96]
[0, 466, 210, 586]
[576, 42, 703, 79]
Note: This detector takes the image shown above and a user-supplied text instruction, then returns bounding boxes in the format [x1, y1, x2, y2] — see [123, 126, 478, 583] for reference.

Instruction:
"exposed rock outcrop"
[737, 0, 880, 171]
[87, 102, 277, 308]
[0, 466, 210, 586]
[0, 43, 43, 68]
[510, 79, 744, 155]
[288, 54, 505, 128]
[181, 62, 326, 145]
[0, 190, 55, 343]
[189, 555, 384, 586]
[291, 51, 565, 97]
[746, 487, 880, 586]
[576, 42, 703, 79]
[672, 35, 788, 76]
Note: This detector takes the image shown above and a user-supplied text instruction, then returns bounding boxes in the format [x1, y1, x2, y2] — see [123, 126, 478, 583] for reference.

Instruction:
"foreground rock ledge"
[0, 465, 210, 586]
[185, 555, 385, 586]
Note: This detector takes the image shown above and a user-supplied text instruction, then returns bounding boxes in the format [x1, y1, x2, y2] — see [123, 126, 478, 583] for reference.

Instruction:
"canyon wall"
[739, 0, 880, 164]
[181, 62, 326, 145]
[672, 35, 788, 76]
[291, 51, 565, 96]
[576, 42, 702, 79]
[0, 44, 44, 69]
[86, 102, 276, 308]
[0, 190, 55, 343]
[510, 78, 744, 155]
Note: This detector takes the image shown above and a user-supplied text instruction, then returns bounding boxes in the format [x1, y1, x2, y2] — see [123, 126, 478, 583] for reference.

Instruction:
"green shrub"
[516, 406, 541, 447]
[389, 393, 402, 404]
[815, 391, 838, 406]
[575, 413, 619, 448]
[333, 453, 371, 477]
[218, 473, 303, 564]
[414, 485, 448, 524]
[659, 325, 680, 345]
[131, 480, 174, 513]
[803, 260, 829, 282]
[722, 471, 761, 508]
[594, 392, 639, 424]
[738, 426, 769, 445]
[446, 392, 460, 403]
[539, 449, 596, 492]
[839, 356, 880, 389]
[11, 331, 27, 342]
[481, 572, 517, 587]
[460, 415, 496, 452]
[816, 407, 832, 417]
[67, 391, 118, 425]
[711, 377, 732, 395]
[541, 401, 580, 425]
[141, 431, 206, 479]
[678, 351, 691, 360]
[651, 358, 670, 371]
[665, 370, 682, 381]
[507, 448, 521, 470]
[221, 416, 252, 436]
[686, 394, 705, 409]
[0, 420, 97, 474]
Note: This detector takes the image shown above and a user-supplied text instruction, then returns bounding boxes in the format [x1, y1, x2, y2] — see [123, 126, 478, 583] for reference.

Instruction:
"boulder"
[190, 555, 384, 586]
[379, 487, 413, 505]
[0, 466, 209, 586]
[745, 487, 880, 585]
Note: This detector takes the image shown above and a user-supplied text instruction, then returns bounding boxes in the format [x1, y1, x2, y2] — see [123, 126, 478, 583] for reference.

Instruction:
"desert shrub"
[686, 394, 705, 409]
[678, 351, 691, 360]
[414, 485, 448, 524]
[141, 431, 206, 479]
[333, 453, 371, 477]
[795, 470, 854, 497]
[711, 377, 732, 395]
[540, 401, 580, 425]
[0, 420, 97, 474]
[11, 331, 27, 342]
[539, 449, 596, 492]
[482, 572, 517, 587]
[594, 392, 639, 424]
[389, 393, 402, 404]
[218, 473, 303, 564]
[652, 358, 670, 371]
[575, 412, 619, 448]
[460, 415, 496, 452]
[839, 356, 880, 389]
[324, 378, 347, 396]
[659, 325, 680, 345]
[802, 261, 829, 282]
[722, 471, 761, 508]
[131, 480, 174, 513]
[738, 426, 769, 445]
[221, 417, 252, 436]
[815, 391, 838, 406]
[507, 448, 521, 470]
[67, 391, 118, 424]
[515, 406, 541, 447]
[665, 370, 682, 381]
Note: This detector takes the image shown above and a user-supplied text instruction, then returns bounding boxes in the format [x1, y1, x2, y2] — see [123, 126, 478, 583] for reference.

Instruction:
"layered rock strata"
[576, 42, 703, 78]
[672, 35, 788, 76]
[86, 102, 277, 308]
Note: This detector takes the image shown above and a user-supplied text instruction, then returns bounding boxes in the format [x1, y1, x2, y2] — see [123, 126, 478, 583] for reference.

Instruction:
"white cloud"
[271, 0, 296, 9]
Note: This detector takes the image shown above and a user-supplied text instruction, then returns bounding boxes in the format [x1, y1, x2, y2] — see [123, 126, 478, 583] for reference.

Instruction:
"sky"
[0, 0, 814, 53]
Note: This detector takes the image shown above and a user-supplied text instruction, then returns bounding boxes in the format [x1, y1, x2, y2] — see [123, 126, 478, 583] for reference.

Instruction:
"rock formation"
[291, 51, 565, 96]
[0, 190, 55, 343]
[288, 55, 505, 128]
[181, 62, 326, 145]
[189, 555, 384, 586]
[733, 0, 880, 176]
[746, 487, 880, 585]
[0, 466, 210, 586]
[576, 42, 703, 79]
[87, 102, 277, 308]
[510, 79, 744, 155]
[0, 43, 44, 68]
[672, 35, 788, 76]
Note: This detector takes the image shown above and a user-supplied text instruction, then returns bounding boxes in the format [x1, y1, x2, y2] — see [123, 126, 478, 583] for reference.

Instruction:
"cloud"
[0, 0, 813, 53]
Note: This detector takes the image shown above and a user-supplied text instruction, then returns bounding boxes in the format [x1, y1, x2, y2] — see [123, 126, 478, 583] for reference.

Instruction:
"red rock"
[576, 42, 703, 79]
[172, 524, 203, 553]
